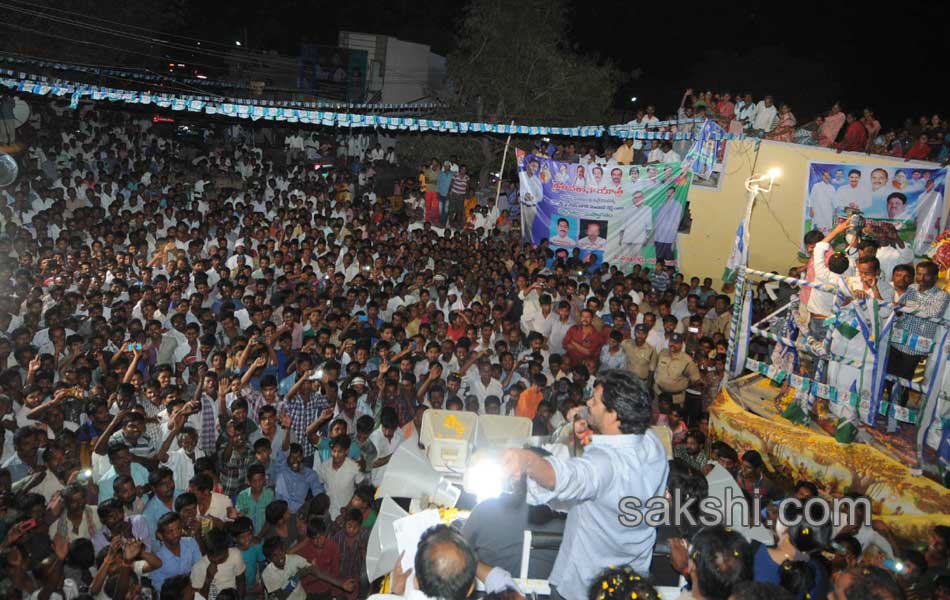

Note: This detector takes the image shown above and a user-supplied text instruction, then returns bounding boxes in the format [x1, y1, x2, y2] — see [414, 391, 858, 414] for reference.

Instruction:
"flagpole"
[725, 147, 778, 378]
[494, 120, 516, 218]
[725, 184, 759, 377]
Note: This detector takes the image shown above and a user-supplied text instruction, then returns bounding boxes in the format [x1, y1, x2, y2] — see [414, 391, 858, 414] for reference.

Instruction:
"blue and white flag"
[722, 220, 748, 284]
[683, 119, 726, 178]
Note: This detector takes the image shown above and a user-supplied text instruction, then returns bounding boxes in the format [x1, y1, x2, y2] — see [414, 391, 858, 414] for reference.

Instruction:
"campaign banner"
[517, 149, 692, 272]
[683, 119, 727, 179]
[803, 161, 947, 256]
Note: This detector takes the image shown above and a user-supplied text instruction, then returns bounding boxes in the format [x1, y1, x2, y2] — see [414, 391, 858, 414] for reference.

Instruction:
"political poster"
[802, 161, 947, 256]
[517, 149, 692, 272]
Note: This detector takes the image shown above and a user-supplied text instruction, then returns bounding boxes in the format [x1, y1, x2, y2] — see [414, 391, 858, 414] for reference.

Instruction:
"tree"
[398, 0, 620, 186]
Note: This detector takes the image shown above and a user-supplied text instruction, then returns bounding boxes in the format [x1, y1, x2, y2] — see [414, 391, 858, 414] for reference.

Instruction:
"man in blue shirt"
[275, 443, 324, 512]
[0, 426, 42, 483]
[151, 512, 202, 593]
[436, 161, 454, 227]
[503, 370, 668, 600]
[98, 444, 149, 502]
[142, 467, 180, 537]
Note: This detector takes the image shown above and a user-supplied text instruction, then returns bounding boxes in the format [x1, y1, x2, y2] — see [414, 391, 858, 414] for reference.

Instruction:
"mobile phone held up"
[127, 343, 143, 351]
[18, 518, 37, 533]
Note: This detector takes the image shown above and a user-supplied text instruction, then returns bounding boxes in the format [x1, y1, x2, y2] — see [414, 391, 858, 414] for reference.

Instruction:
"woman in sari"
[766, 104, 797, 143]
[716, 92, 736, 125]
[818, 102, 846, 147]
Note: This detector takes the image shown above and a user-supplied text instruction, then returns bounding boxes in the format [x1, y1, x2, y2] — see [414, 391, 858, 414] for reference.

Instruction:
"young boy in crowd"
[251, 437, 284, 489]
[290, 517, 343, 599]
[229, 516, 265, 597]
[189, 528, 246, 600]
[354, 415, 377, 480]
[331, 508, 370, 600]
[315, 435, 363, 518]
[235, 463, 274, 534]
[261, 536, 354, 599]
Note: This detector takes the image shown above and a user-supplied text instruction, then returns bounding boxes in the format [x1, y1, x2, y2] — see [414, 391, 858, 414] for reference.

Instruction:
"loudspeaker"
[377, 445, 461, 508]
[365, 497, 408, 581]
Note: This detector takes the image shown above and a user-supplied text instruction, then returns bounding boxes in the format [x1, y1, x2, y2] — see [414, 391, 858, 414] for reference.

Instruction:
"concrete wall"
[679, 140, 949, 287]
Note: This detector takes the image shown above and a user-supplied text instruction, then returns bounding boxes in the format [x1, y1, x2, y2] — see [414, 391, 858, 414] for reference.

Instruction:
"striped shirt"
[450, 173, 469, 195]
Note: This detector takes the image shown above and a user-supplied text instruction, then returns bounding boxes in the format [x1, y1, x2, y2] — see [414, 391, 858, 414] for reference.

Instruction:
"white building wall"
[381, 37, 431, 104]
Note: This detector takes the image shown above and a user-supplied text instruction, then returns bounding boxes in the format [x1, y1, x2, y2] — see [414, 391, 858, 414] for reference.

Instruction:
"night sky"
[185, 0, 948, 126]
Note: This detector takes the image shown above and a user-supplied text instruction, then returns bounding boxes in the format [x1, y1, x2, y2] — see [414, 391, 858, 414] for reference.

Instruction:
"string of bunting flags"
[0, 58, 442, 111]
[1, 70, 752, 140]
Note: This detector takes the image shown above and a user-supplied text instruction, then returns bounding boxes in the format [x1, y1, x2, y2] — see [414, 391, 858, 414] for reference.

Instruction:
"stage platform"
[711, 375, 950, 540]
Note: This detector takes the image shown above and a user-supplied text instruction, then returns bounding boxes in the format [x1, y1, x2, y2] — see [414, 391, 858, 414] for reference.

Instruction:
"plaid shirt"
[893, 285, 950, 356]
[279, 392, 331, 457]
[216, 439, 255, 497]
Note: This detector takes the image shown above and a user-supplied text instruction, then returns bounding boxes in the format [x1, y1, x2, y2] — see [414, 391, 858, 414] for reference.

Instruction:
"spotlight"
[464, 457, 508, 504]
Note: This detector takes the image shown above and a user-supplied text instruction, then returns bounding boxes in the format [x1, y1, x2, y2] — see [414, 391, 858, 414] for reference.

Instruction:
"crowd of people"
[520, 90, 949, 168]
[0, 93, 945, 600]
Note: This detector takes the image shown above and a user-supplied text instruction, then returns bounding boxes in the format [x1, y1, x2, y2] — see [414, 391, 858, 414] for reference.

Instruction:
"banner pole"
[495, 119, 516, 216]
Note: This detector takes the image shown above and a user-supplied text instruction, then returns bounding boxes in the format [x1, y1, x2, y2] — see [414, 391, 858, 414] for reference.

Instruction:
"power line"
[0, 1, 305, 71]
[8, 0, 352, 53]
[1, 1, 438, 86]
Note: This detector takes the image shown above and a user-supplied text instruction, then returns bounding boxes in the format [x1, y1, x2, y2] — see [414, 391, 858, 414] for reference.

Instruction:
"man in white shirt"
[750, 95, 778, 134]
[659, 142, 680, 163]
[808, 169, 837, 233]
[369, 408, 405, 486]
[462, 360, 504, 413]
[315, 435, 363, 517]
[848, 256, 895, 304]
[522, 294, 557, 339]
[809, 221, 857, 340]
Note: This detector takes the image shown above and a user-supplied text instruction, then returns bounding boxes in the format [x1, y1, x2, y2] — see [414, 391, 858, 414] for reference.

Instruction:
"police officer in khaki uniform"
[621, 324, 657, 387]
[655, 332, 701, 404]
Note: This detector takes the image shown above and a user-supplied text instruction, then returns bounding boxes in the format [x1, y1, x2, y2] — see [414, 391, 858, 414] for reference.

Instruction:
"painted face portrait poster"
[517, 149, 692, 272]
[803, 161, 947, 256]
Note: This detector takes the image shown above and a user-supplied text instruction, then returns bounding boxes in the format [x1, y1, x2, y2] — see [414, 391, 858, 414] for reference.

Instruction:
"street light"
[630, 96, 638, 103]
[234, 40, 242, 47]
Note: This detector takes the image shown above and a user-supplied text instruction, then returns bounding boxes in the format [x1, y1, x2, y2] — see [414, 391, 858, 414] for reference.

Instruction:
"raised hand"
[122, 539, 143, 561]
